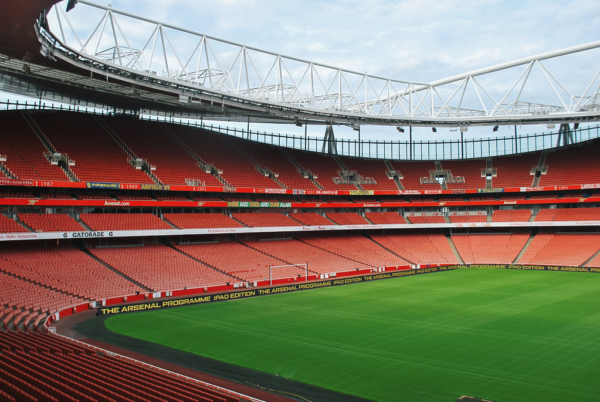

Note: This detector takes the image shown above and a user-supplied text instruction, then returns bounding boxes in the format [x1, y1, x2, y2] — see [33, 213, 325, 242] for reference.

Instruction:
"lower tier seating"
[0, 331, 241, 402]
[370, 233, 458, 265]
[365, 212, 407, 225]
[517, 233, 600, 266]
[90, 244, 233, 291]
[17, 214, 84, 232]
[289, 212, 336, 226]
[232, 213, 301, 227]
[452, 233, 530, 264]
[325, 212, 370, 225]
[164, 213, 243, 229]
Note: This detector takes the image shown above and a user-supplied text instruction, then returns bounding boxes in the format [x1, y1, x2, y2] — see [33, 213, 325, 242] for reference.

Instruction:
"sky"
[4, 0, 600, 142]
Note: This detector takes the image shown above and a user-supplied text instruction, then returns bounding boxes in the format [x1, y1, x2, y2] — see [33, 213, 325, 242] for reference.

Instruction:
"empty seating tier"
[0, 215, 28, 233]
[452, 233, 529, 264]
[365, 212, 407, 225]
[31, 113, 154, 184]
[243, 238, 371, 274]
[232, 213, 301, 227]
[0, 244, 144, 301]
[0, 112, 69, 181]
[164, 213, 243, 229]
[535, 208, 600, 221]
[80, 214, 172, 231]
[174, 241, 297, 282]
[517, 233, 600, 266]
[492, 209, 532, 222]
[18, 214, 83, 232]
[299, 234, 410, 267]
[91, 244, 233, 291]
[290, 213, 336, 226]
[448, 214, 487, 223]
[371, 233, 458, 265]
[325, 212, 370, 225]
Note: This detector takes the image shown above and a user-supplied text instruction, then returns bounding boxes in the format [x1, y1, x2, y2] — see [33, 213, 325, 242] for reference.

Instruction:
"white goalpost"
[268, 263, 308, 286]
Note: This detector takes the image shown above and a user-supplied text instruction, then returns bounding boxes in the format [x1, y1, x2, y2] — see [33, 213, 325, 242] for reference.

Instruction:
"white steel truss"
[43, 0, 600, 126]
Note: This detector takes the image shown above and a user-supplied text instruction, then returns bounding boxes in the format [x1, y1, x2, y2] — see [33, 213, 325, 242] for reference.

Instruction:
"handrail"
[1, 99, 598, 161]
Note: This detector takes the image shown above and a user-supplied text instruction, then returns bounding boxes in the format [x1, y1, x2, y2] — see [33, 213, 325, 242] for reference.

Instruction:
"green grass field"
[105, 268, 600, 402]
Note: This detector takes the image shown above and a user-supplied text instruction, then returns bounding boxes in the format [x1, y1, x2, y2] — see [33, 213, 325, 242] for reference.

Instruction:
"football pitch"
[104, 268, 600, 402]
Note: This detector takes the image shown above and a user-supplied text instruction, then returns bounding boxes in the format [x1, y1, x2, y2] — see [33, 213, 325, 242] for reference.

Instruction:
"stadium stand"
[91, 243, 233, 291]
[338, 157, 400, 190]
[0, 112, 70, 181]
[31, 113, 155, 184]
[365, 212, 407, 224]
[103, 118, 223, 187]
[17, 214, 84, 232]
[440, 160, 487, 190]
[407, 215, 446, 224]
[80, 213, 172, 231]
[452, 233, 529, 264]
[370, 233, 458, 265]
[491, 153, 539, 187]
[242, 238, 372, 273]
[0, 215, 28, 233]
[448, 214, 487, 223]
[325, 212, 370, 225]
[388, 161, 440, 190]
[517, 233, 600, 266]
[0, 244, 144, 302]
[535, 207, 600, 221]
[541, 144, 600, 186]
[227, 137, 318, 190]
[290, 212, 336, 226]
[169, 125, 281, 188]
[164, 213, 243, 229]
[174, 241, 301, 282]
[492, 209, 532, 222]
[299, 234, 411, 266]
[0, 271, 84, 331]
[286, 149, 358, 190]
[0, 331, 241, 402]
[232, 212, 301, 227]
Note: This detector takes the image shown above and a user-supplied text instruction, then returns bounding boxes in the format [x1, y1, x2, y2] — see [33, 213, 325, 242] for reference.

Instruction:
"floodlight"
[396, 126, 405, 133]
[432, 127, 437, 133]
[493, 126, 499, 132]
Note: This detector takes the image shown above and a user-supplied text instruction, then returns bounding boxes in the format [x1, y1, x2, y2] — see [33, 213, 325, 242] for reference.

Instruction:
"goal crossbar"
[269, 263, 308, 286]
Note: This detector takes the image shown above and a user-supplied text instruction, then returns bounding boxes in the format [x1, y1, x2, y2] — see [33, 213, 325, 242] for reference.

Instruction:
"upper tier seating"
[338, 157, 400, 191]
[0, 113, 69, 181]
[80, 213, 172, 231]
[370, 233, 458, 265]
[325, 212, 370, 225]
[106, 118, 223, 186]
[169, 125, 281, 188]
[18, 214, 83, 232]
[290, 213, 336, 226]
[175, 241, 298, 282]
[286, 149, 358, 190]
[448, 214, 487, 223]
[31, 113, 154, 184]
[517, 233, 600, 266]
[540, 143, 600, 186]
[228, 138, 318, 190]
[0, 331, 241, 402]
[164, 213, 243, 229]
[299, 234, 410, 266]
[91, 244, 233, 291]
[389, 161, 440, 191]
[0, 244, 144, 301]
[492, 209, 532, 222]
[242, 239, 372, 274]
[365, 212, 407, 224]
[440, 160, 487, 190]
[535, 207, 600, 221]
[491, 153, 539, 188]
[452, 233, 529, 264]
[0, 215, 28, 233]
[232, 213, 301, 227]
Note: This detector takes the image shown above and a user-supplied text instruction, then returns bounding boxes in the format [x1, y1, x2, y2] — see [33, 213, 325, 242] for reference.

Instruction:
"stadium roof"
[0, 0, 599, 128]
